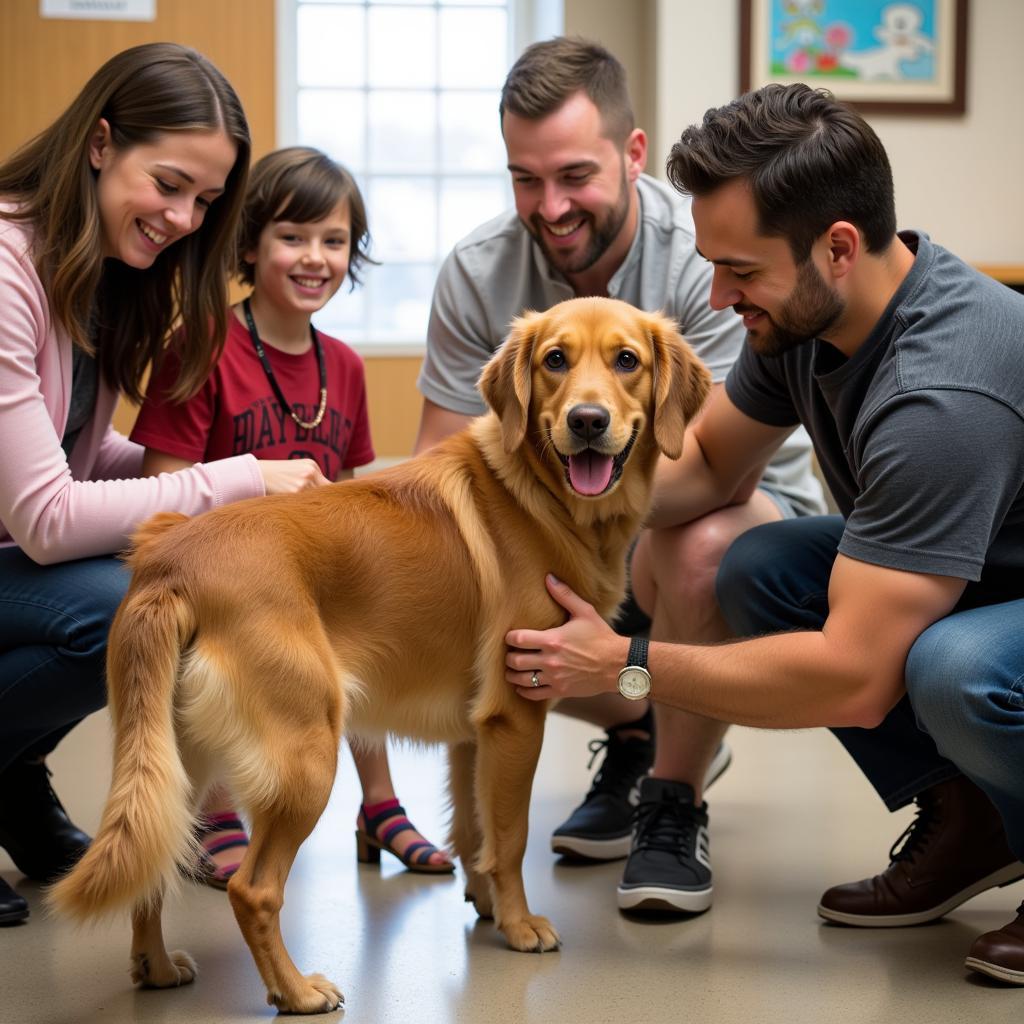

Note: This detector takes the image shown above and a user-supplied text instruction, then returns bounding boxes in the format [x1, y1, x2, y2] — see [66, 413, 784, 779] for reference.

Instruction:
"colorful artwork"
[771, 1, 936, 82]
[740, 0, 968, 114]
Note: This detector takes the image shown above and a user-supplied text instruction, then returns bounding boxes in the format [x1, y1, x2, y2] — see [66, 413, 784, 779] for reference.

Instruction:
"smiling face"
[89, 121, 237, 269]
[502, 92, 645, 286]
[692, 177, 845, 357]
[244, 199, 352, 319]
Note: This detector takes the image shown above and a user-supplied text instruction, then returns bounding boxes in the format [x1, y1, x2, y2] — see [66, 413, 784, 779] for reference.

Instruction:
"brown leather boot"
[966, 903, 1024, 984]
[818, 775, 1024, 927]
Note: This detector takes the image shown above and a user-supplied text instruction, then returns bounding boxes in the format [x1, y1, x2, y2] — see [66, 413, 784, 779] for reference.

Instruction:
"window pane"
[297, 5, 365, 87]
[369, 91, 436, 174]
[368, 7, 437, 89]
[369, 178, 437, 262]
[297, 90, 366, 173]
[439, 7, 507, 88]
[366, 263, 437, 341]
[439, 177, 508, 255]
[439, 91, 503, 172]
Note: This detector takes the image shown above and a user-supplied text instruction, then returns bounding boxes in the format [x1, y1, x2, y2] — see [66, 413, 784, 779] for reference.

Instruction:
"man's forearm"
[642, 630, 899, 731]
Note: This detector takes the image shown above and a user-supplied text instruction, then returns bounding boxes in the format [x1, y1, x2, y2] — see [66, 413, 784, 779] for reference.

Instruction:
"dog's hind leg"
[226, 733, 343, 1015]
[447, 741, 492, 918]
[129, 890, 197, 988]
[474, 702, 560, 952]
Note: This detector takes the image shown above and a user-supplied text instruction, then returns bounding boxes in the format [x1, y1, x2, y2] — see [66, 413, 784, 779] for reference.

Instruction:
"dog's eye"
[616, 350, 639, 371]
[543, 350, 566, 370]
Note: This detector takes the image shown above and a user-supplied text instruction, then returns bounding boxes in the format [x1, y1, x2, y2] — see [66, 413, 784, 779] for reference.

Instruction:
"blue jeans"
[0, 547, 129, 774]
[716, 515, 1024, 859]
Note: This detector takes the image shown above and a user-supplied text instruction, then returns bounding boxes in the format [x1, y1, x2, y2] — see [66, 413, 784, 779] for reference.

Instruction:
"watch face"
[618, 666, 651, 700]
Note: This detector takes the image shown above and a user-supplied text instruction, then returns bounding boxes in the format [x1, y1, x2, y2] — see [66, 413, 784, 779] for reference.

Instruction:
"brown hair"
[500, 36, 634, 144]
[666, 83, 896, 263]
[0, 42, 250, 402]
[236, 146, 375, 289]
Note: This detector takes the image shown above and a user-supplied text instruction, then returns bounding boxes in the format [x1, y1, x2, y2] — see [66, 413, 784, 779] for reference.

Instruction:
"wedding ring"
[530, 671, 541, 687]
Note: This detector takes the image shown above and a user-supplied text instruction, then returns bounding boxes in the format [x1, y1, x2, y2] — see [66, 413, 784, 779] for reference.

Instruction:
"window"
[278, 0, 561, 352]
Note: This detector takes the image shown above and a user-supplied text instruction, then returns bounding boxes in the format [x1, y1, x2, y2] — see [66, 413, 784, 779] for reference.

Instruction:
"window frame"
[275, 0, 563, 355]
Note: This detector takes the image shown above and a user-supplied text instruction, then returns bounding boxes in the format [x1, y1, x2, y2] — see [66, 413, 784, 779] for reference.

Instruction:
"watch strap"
[627, 635, 649, 670]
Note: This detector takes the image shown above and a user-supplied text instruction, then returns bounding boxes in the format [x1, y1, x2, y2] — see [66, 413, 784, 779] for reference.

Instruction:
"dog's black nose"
[567, 404, 610, 441]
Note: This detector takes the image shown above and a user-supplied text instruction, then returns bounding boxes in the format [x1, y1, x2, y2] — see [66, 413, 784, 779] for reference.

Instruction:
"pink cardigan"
[0, 212, 264, 564]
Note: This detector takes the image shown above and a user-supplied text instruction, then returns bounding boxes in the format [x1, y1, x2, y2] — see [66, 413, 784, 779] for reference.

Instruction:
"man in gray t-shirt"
[414, 38, 824, 915]
[510, 83, 1024, 984]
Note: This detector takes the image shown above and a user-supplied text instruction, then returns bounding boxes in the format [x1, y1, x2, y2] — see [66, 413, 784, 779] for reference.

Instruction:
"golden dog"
[50, 296, 710, 1014]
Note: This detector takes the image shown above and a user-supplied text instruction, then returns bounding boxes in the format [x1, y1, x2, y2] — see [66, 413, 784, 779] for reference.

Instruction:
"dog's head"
[478, 297, 711, 503]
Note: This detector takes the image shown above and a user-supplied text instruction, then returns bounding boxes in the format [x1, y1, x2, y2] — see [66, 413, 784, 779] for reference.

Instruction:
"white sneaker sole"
[550, 742, 733, 861]
[817, 862, 1024, 927]
[617, 883, 713, 914]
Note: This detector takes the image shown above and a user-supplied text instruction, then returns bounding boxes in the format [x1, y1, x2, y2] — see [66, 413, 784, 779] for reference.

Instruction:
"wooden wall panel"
[0, 0, 276, 161]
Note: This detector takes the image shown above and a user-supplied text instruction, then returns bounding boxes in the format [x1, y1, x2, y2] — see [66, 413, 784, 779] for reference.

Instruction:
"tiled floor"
[2, 711, 1021, 1024]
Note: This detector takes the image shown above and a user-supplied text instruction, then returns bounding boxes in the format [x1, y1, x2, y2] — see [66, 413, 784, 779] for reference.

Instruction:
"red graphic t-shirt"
[131, 313, 375, 481]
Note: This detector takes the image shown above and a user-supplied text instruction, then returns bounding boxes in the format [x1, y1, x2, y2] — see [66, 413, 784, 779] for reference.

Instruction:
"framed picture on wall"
[739, 0, 968, 114]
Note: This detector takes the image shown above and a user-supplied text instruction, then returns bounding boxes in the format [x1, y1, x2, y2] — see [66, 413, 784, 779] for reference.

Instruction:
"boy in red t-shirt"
[132, 147, 453, 883]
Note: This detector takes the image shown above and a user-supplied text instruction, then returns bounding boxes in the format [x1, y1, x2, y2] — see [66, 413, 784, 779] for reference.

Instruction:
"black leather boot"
[0, 875, 29, 925]
[0, 759, 91, 883]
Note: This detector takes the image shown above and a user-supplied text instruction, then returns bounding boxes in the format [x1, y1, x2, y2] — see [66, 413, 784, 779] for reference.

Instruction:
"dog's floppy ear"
[646, 312, 712, 460]
[478, 309, 545, 453]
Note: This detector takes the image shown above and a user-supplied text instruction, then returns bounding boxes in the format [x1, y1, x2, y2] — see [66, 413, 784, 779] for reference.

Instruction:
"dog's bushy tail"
[49, 575, 197, 920]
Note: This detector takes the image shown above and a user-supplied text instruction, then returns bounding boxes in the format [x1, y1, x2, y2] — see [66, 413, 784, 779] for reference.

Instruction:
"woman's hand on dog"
[257, 458, 330, 494]
[505, 575, 629, 700]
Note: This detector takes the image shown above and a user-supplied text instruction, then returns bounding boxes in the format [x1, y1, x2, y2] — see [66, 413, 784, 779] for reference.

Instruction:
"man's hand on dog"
[505, 575, 628, 700]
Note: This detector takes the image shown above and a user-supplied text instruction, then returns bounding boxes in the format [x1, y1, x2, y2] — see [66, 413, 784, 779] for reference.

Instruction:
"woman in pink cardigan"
[0, 44, 327, 927]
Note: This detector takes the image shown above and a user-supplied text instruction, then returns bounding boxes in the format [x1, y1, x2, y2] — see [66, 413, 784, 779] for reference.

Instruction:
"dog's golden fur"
[49, 297, 710, 1013]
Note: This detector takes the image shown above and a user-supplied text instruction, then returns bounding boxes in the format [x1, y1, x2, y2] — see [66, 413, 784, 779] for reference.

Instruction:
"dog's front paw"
[130, 949, 198, 988]
[268, 972, 344, 1015]
[502, 914, 561, 953]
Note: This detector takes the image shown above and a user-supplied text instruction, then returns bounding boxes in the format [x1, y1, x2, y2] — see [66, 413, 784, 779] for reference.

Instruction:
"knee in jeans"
[714, 524, 782, 632]
[906, 623, 991, 734]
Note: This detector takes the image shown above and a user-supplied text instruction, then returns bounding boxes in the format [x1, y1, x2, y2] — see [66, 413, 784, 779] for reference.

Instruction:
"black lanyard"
[242, 297, 327, 430]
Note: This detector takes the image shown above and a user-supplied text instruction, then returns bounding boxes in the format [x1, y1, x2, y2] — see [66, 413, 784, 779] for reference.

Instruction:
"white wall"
[655, 0, 1024, 264]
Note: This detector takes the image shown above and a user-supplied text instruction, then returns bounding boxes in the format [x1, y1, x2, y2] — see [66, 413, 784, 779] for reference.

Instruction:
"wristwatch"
[617, 636, 652, 700]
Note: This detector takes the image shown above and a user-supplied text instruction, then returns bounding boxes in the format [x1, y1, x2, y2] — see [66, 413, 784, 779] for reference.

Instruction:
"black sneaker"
[551, 717, 732, 862]
[616, 777, 712, 914]
[551, 709, 655, 861]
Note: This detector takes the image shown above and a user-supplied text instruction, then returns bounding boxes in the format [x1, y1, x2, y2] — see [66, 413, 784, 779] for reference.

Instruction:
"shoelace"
[888, 792, 940, 865]
[584, 734, 651, 801]
[631, 795, 701, 856]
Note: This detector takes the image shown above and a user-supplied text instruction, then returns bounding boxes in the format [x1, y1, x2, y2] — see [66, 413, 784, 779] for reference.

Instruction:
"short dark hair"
[499, 36, 634, 144]
[237, 146, 375, 289]
[666, 83, 896, 262]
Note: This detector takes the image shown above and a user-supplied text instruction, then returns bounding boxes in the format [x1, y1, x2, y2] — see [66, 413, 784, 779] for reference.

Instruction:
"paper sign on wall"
[41, 0, 156, 21]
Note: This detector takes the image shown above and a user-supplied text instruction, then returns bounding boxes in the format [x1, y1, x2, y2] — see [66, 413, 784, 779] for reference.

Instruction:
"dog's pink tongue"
[568, 451, 614, 496]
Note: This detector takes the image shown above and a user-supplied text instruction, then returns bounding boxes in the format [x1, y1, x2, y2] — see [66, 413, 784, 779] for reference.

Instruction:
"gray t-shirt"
[726, 231, 1024, 584]
[419, 174, 824, 515]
